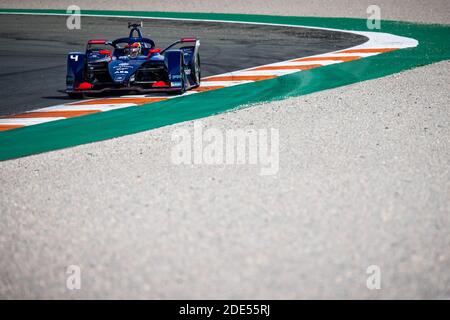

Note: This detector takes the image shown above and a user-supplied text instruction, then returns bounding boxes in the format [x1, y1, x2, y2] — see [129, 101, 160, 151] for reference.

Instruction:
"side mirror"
[147, 48, 161, 57]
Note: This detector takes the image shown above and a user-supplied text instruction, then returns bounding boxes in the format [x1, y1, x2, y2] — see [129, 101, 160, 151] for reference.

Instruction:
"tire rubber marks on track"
[0, 47, 401, 132]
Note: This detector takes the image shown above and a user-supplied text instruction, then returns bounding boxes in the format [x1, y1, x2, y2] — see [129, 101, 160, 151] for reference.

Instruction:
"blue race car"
[66, 22, 201, 98]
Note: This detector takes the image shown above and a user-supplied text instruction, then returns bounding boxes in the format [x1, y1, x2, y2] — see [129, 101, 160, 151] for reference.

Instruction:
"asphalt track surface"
[0, 14, 367, 116]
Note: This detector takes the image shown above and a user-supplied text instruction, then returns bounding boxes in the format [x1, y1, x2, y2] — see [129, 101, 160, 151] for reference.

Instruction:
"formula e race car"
[65, 22, 201, 97]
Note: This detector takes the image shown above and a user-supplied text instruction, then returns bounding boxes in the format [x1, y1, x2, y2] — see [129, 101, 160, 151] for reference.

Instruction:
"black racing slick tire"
[192, 54, 201, 87]
[178, 76, 187, 95]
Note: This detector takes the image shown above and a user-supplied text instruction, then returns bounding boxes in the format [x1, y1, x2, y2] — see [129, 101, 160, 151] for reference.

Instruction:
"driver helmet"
[129, 42, 142, 58]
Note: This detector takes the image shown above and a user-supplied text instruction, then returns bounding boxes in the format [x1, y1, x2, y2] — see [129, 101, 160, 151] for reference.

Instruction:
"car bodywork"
[66, 23, 201, 97]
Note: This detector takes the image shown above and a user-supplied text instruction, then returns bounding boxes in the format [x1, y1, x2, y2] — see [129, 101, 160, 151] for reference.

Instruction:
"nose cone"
[109, 59, 141, 83]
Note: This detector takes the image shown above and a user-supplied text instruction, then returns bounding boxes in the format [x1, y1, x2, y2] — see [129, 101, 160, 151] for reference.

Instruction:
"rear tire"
[180, 76, 186, 94]
[192, 54, 201, 87]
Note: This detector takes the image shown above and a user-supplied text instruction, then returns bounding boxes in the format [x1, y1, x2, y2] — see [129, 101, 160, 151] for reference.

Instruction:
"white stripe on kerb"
[34, 104, 137, 112]
[0, 118, 65, 125]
